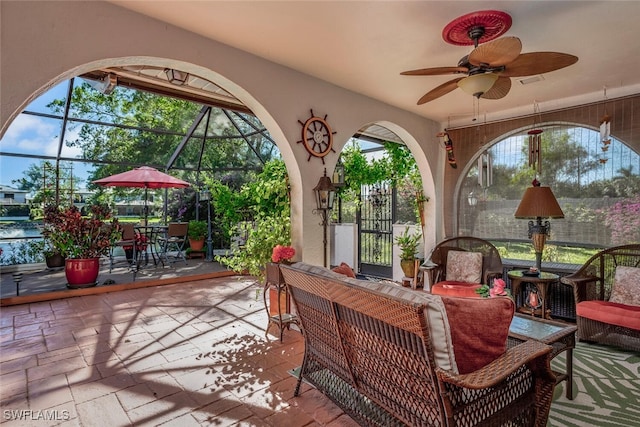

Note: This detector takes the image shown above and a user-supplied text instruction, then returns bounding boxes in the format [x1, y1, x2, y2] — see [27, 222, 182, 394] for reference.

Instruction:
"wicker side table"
[508, 270, 559, 319]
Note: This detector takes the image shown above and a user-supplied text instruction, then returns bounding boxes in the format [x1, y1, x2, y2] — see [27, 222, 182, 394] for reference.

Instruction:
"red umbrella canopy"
[93, 166, 190, 189]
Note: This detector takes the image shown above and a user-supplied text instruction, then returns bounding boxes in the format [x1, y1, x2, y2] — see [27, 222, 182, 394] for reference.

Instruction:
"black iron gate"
[358, 182, 395, 278]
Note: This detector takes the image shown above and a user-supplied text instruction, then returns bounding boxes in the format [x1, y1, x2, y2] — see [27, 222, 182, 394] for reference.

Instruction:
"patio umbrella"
[93, 166, 190, 224]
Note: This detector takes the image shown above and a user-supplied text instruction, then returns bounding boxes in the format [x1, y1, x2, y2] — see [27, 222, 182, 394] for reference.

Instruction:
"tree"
[46, 80, 279, 191]
[485, 128, 602, 200]
[15, 160, 81, 218]
[212, 159, 292, 279]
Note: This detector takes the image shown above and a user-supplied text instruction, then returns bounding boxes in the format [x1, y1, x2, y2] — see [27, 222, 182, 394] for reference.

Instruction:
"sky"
[1, 82, 93, 190]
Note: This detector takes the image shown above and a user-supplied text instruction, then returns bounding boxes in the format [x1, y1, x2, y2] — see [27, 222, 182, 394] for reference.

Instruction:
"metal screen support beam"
[165, 105, 210, 170]
[194, 109, 212, 222]
[222, 110, 267, 165]
[54, 78, 75, 205]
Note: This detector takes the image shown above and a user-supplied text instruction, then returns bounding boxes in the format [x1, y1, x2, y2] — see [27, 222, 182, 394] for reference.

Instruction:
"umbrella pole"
[144, 187, 148, 226]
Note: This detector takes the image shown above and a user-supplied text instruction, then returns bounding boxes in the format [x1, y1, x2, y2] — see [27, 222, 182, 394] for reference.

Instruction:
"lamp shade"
[457, 73, 499, 97]
[514, 186, 564, 219]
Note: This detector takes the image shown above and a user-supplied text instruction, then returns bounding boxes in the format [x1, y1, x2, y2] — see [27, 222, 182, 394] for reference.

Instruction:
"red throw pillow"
[332, 262, 356, 278]
[440, 296, 514, 374]
[431, 281, 483, 298]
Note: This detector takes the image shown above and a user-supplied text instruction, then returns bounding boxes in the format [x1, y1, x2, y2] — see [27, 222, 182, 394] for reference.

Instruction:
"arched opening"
[457, 123, 640, 264]
[330, 122, 435, 282]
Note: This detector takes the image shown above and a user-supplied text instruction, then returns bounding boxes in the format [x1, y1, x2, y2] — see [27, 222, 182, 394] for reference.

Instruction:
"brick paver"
[0, 276, 343, 426]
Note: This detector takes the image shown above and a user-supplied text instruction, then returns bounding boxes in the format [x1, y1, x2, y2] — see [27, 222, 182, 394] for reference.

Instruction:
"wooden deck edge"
[0, 270, 242, 307]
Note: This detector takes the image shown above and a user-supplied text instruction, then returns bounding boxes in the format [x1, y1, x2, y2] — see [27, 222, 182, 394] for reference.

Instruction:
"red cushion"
[331, 262, 356, 278]
[431, 281, 482, 298]
[441, 296, 515, 374]
[577, 300, 640, 331]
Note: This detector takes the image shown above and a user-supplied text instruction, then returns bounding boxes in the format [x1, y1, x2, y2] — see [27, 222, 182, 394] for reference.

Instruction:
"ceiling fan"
[401, 10, 578, 104]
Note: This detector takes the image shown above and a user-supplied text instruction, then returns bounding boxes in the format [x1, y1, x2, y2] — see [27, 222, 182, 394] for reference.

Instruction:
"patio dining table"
[135, 224, 168, 266]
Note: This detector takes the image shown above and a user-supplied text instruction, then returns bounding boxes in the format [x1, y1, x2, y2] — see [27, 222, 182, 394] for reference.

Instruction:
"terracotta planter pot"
[65, 258, 100, 288]
[189, 238, 205, 251]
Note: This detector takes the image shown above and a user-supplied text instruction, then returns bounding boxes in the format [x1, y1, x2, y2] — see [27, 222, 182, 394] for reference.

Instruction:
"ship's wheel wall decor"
[297, 109, 337, 163]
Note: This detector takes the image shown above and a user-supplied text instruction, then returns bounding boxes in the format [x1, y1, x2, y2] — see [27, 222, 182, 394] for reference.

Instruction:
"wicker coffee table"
[508, 314, 577, 399]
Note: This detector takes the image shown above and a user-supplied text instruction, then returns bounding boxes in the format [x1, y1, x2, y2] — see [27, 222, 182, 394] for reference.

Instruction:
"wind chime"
[477, 114, 492, 189]
[528, 102, 543, 173]
[477, 151, 492, 188]
[599, 87, 611, 164]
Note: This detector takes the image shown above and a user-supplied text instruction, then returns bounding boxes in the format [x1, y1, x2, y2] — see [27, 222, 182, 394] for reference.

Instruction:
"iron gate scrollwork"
[358, 182, 395, 278]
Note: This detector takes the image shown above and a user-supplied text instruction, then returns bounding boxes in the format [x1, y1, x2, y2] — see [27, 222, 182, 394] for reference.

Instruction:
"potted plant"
[395, 226, 422, 277]
[188, 220, 207, 251]
[266, 244, 296, 319]
[42, 204, 120, 288]
[216, 212, 292, 283]
[38, 203, 66, 269]
[267, 244, 296, 282]
[43, 238, 65, 269]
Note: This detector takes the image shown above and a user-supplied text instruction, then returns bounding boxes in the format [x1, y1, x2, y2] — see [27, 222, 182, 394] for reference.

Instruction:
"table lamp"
[514, 183, 564, 272]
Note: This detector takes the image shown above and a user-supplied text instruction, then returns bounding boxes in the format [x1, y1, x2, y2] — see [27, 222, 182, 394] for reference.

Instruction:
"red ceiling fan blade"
[481, 76, 511, 99]
[500, 52, 579, 77]
[401, 66, 468, 76]
[469, 36, 522, 67]
[417, 78, 464, 104]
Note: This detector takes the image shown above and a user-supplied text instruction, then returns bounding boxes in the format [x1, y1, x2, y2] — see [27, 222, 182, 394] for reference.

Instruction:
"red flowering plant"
[271, 245, 295, 264]
[123, 233, 149, 252]
[42, 204, 120, 259]
[476, 278, 512, 299]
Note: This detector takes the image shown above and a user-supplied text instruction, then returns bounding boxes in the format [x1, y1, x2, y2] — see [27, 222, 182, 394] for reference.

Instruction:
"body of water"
[0, 227, 44, 264]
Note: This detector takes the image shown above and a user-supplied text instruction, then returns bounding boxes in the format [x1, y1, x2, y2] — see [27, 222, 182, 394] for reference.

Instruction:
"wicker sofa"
[280, 262, 556, 427]
[560, 244, 640, 352]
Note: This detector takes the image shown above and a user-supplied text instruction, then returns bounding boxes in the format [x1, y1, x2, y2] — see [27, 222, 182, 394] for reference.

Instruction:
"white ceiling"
[110, 1, 640, 128]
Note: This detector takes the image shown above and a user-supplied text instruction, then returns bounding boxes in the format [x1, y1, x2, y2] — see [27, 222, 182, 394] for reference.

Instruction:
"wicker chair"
[560, 244, 640, 352]
[421, 236, 503, 297]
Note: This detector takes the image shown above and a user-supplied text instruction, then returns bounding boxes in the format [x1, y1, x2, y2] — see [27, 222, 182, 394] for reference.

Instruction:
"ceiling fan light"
[457, 73, 499, 97]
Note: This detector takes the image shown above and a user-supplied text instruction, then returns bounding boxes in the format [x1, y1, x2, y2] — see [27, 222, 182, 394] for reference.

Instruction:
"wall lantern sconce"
[164, 68, 190, 86]
[313, 169, 336, 267]
[332, 160, 345, 188]
[514, 182, 564, 272]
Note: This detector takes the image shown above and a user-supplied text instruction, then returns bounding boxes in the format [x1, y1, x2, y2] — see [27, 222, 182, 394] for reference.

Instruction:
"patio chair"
[561, 244, 640, 352]
[108, 223, 139, 280]
[421, 236, 503, 297]
[157, 222, 188, 266]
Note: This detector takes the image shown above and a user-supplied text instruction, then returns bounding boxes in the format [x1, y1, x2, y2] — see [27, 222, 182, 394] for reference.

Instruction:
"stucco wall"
[0, 1, 450, 264]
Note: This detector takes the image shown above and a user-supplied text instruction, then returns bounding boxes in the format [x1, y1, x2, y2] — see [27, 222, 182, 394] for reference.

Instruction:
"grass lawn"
[492, 241, 599, 265]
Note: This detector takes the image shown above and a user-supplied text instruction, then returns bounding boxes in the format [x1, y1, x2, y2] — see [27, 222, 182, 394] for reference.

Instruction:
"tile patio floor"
[0, 276, 357, 426]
